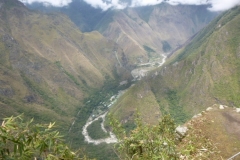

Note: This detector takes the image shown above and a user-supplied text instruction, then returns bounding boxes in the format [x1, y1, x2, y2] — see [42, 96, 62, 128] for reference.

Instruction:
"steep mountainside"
[0, 0, 129, 127]
[28, 2, 217, 65]
[27, 0, 106, 32]
[110, 6, 240, 125]
[96, 4, 217, 64]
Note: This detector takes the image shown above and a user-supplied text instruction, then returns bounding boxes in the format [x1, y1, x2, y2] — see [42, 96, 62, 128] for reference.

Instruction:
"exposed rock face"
[176, 126, 188, 137]
[219, 105, 225, 109]
[236, 108, 240, 113]
[206, 107, 213, 111]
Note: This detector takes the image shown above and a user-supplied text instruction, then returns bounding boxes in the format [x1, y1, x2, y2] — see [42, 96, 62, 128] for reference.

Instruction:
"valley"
[131, 54, 167, 80]
[0, 0, 240, 159]
[80, 52, 167, 145]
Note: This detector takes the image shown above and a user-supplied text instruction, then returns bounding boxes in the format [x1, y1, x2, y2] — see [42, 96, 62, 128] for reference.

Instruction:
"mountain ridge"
[95, 4, 218, 64]
[27, 2, 218, 65]
[110, 5, 240, 125]
[0, 0, 130, 127]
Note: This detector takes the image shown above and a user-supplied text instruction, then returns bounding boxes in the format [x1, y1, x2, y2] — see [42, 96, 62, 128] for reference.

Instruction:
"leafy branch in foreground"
[109, 114, 178, 160]
[0, 115, 92, 160]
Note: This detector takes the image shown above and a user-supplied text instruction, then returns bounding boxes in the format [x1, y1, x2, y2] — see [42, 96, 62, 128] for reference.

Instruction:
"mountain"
[96, 4, 218, 64]
[2, 0, 239, 159]
[0, 0, 130, 128]
[27, 0, 106, 32]
[110, 6, 240, 125]
[109, 7, 240, 158]
[28, 1, 217, 65]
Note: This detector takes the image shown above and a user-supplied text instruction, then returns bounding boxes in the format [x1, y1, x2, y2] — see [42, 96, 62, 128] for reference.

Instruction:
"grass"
[157, 6, 240, 114]
[110, 81, 161, 125]
[0, 40, 10, 67]
[20, 73, 71, 116]
[163, 90, 190, 124]
[55, 61, 81, 86]
[66, 75, 126, 159]
[0, 3, 130, 159]
[110, 6, 240, 127]
[178, 107, 240, 159]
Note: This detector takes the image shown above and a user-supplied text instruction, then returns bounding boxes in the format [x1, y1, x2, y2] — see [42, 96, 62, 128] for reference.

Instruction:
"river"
[82, 112, 118, 145]
[81, 53, 167, 145]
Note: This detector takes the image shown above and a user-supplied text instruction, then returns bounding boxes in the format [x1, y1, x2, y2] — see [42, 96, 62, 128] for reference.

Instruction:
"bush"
[109, 114, 178, 160]
[0, 115, 92, 160]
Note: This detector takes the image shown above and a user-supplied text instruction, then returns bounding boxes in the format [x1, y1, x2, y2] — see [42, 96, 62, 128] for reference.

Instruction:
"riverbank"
[81, 53, 167, 145]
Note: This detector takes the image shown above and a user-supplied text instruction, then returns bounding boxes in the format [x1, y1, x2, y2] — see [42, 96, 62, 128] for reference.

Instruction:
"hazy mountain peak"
[20, 0, 240, 12]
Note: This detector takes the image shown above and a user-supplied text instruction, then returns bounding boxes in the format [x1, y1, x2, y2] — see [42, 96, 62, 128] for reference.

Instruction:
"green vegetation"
[172, 11, 222, 63]
[172, 7, 240, 63]
[111, 6, 240, 128]
[162, 41, 172, 53]
[109, 111, 223, 159]
[147, 6, 240, 117]
[109, 114, 178, 159]
[55, 61, 81, 86]
[143, 45, 156, 53]
[219, 6, 240, 27]
[87, 119, 109, 139]
[67, 77, 131, 160]
[21, 73, 58, 111]
[0, 115, 91, 159]
[143, 45, 160, 60]
[0, 40, 10, 67]
[164, 90, 190, 124]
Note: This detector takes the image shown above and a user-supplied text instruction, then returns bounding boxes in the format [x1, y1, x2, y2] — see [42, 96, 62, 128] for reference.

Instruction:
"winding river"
[81, 53, 167, 145]
[82, 112, 118, 145]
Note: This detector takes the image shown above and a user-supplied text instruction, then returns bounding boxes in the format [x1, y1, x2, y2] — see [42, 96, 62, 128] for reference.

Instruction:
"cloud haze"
[81, 0, 127, 10]
[20, 0, 72, 7]
[207, 0, 240, 11]
[20, 0, 240, 11]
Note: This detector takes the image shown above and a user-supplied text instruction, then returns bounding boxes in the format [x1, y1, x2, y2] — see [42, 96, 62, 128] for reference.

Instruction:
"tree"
[0, 115, 91, 160]
[109, 114, 178, 160]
